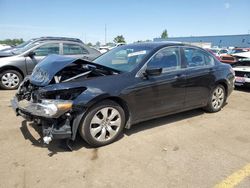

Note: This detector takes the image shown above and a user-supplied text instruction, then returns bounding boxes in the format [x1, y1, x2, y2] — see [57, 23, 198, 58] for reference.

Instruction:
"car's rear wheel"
[204, 84, 226, 112]
[79, 100, 125, 147]
[0, 70, 23, 90]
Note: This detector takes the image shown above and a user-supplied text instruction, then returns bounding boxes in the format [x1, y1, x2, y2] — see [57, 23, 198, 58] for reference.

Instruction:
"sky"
[0, 0, 250, 44]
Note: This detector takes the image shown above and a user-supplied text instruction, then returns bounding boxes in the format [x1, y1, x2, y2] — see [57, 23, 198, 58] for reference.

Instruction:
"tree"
[161, 29, 168, 39]
[113, 35, 126, 43]
[0, 38, 24, 46]
[87, 42, 93, 46]
[95, 41, 101, 47]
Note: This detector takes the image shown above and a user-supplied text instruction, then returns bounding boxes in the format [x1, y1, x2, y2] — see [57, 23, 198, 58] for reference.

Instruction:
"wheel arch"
[215, 79, 228, 97]
[87, 96, 131, 128]
[71, 95, 131, 141]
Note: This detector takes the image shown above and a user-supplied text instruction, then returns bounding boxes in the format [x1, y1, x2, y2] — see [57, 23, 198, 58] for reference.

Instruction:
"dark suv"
[0, 38, 101, 89]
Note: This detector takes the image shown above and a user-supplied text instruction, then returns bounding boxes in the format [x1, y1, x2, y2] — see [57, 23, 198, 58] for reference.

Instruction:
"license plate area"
[235, 76, 245, 83]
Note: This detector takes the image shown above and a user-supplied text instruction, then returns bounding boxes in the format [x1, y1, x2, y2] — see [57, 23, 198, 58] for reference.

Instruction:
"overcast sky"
[0, 0, 249, 44]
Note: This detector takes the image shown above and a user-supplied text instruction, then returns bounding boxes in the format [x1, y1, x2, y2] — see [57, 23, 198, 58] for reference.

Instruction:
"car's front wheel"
[0, 70, 23, 90]
[204, 84, 226, 112]
[79, 100, 125, 147]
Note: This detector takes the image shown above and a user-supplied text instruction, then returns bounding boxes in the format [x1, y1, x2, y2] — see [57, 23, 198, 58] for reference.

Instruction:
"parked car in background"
[233, 64, 250, 87]
[0, 38, 100, 89]
[99, 46, 110, 54]
[0, 37, 84, 54]
[11, 42, 234, 148]
[231, 52, 250, 87]
[0, 44, 12, 51]
[99, 43, 126, 54]
[205, 48, 221, 61]
[220, 48, 250, 64]
[210, 48, 228, 57]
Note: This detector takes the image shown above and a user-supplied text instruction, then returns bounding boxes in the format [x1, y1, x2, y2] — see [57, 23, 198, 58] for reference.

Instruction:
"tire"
[0, 70, 23, 90]
[204, 84, 226, 113]
[79, 100, 125, 147]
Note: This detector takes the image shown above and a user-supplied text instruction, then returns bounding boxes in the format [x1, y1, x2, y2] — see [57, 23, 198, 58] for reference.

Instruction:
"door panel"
[185, 67, 215, 107]
[126, 47, 186, 121]
[182, 47, 216, 108]
[128, 71, 186, 121]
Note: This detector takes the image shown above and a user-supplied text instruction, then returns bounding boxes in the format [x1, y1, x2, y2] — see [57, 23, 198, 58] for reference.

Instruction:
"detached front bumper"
[11, 97, 73, 143]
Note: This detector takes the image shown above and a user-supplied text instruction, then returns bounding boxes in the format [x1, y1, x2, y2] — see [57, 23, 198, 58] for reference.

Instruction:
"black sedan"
[11, 42, 235, 148]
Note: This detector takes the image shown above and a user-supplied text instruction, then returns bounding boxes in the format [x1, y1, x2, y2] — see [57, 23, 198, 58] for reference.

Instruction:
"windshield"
[15, 39, 33, 48]
[94, 45, 154, 72]
[13, 42, 41, 54]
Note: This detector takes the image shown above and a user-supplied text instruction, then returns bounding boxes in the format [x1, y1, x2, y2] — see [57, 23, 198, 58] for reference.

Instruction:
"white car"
[233, 66, 250, 87]
[99, 43, 126, 54]
[232, 51, 250, 87]
[210, 48, 228, 56]
[0, 44, 11, 51]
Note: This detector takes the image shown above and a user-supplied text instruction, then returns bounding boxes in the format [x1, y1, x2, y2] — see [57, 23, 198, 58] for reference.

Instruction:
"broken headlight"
[18, 99, 73, 118]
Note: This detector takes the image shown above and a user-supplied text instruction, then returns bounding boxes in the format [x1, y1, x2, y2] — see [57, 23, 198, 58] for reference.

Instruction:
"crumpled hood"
[30, 55, 79, 86]
[30, 54, 120, 87]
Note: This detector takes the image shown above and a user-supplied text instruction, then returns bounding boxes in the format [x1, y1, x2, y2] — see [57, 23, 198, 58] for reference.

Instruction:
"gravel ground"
[0, 88, 250, 188]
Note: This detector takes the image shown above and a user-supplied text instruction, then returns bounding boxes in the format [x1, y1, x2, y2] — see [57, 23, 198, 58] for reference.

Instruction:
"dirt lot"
[0, 88, 250, 188]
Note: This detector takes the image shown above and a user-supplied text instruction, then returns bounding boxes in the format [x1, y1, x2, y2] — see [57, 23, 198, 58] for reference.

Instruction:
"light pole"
[105, 24, 107, 45]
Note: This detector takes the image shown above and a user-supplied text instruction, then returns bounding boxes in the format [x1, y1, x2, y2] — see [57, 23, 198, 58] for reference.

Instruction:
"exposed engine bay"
[12, 55, 119, 148]
[52, 61, 116, 84]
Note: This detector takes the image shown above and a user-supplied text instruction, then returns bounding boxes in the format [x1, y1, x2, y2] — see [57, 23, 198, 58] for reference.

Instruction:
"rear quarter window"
[63, 43, 88, 55]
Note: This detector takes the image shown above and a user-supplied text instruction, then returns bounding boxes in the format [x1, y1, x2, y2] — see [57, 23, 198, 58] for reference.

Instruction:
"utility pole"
[105, 24, 107, 45]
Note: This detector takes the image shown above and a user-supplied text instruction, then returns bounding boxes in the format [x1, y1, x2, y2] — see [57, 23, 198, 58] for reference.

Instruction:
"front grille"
[221, 56, 235, 61]
[235, 71, 250, 78]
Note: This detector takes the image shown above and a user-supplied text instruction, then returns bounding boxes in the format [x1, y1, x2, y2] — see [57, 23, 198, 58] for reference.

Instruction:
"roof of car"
[31, 37, 83, 43]
[125, 41, 191, 48]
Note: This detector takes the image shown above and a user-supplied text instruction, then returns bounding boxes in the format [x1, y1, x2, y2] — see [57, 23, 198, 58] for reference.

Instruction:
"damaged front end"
[11, 55, 118, 146]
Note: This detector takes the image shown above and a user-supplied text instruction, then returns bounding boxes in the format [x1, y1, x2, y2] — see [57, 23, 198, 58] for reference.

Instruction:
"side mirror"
[145, 67, 162, 76]
[26, 51, 35, 58]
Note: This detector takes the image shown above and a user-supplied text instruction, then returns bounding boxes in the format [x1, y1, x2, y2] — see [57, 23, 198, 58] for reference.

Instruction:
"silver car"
[0, 39, 101, 89]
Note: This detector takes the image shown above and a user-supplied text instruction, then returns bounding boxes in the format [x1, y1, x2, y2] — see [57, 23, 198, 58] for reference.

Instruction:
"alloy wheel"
[212, 86, 225, 110]
[90, 107, 122, 142]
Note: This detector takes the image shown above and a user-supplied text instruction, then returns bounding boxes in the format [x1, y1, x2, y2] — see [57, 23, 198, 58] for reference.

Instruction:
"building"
[154, 34, 250, 48]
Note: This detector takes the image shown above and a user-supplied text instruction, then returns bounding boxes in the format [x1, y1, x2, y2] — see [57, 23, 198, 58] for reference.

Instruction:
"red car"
[205, 49, 222, 61]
